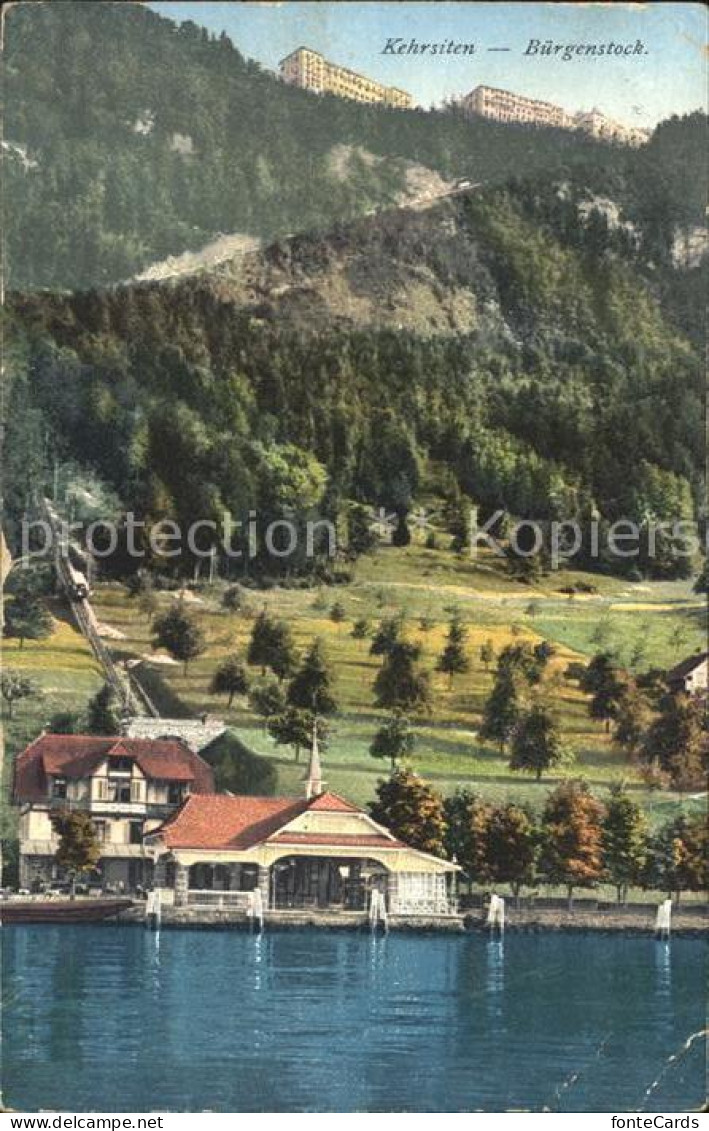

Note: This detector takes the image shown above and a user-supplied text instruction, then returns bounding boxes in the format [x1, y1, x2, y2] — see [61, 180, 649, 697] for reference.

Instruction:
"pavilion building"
[145, 735, 458, 918]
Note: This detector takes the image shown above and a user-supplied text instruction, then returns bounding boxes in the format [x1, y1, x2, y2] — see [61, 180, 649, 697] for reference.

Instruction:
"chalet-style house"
[14, 734, 214, 890]
[666, 652, 708, 696]
[144, 739, 459, 917]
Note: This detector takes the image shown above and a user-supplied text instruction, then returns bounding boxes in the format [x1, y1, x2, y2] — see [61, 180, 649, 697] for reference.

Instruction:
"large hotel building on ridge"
[458, 85, 650, 146]
[279, 47, 413, 109]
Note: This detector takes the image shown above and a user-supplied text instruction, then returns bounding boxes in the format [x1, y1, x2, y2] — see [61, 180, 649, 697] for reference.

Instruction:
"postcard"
[1, 0, 706, 1118]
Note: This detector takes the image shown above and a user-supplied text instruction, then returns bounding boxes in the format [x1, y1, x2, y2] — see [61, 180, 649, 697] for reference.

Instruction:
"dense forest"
[7, 174, 704, 581]
[4, 1, 706, 290]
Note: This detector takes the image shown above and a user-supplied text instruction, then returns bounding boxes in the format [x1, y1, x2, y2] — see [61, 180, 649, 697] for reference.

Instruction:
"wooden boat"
[1, 898, 134, 924]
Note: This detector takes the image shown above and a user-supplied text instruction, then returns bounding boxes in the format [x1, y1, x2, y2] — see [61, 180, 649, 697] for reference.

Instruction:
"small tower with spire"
[304, 718, 325, 800]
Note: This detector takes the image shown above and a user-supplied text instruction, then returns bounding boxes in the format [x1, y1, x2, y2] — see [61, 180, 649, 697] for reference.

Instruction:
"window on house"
[108, 756, 133, 774]
[108, 779, 132, 804]
[129, 821, 143, 846]
[52, 777, 67, 800]
[167, 783, 184, 806]
[94, 821, 106, 843]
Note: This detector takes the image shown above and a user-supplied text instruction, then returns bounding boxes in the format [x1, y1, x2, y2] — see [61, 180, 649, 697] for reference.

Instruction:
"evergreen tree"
[391, 510, 411, 547]
[539, 780, 604, 909]
[580, 653, 626, 731]
[247, 611, 297, 681]
[369, 712, 415, 771]
[351, 617, 371, 641]
[369, 769, 447, 857]
[87, 682, 122, 735]
[480, 639, 495, 672]
[369, 613, 405, 657]
[480, 668, 521, 753]
[287, 639, 337, 715]
[152, 604, 205, 675]
[248, 678, 286, 724]
[601, 782, 648, 902]
[437, 613, 470, 687]
[373, 640, 431, 715]
[509, 705, 569, 781]
[347, 503, 377, 558]
[210, 655, 250, 707]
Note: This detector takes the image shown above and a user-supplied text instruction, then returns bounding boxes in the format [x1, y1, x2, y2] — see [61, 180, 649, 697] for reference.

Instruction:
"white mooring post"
[486, 893, 505, 935]
[146, 889, 161, 930]
[248, 888, 264, 933]
[655, 898, 672, 940]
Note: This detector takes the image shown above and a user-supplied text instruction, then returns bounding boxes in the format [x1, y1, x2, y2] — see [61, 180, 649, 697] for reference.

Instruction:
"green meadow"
[86, 542, 705, 827]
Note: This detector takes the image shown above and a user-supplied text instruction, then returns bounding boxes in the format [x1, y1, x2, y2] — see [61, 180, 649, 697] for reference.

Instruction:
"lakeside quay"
[3, 896, 706, 935]
[129, 900, 707, 935]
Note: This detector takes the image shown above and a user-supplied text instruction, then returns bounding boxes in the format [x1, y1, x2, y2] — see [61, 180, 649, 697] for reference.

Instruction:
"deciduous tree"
[210, 655, 250, 707]
[247, 611, 297, 681]
[369, 712, 415, 771]
[369, 769, 447, 857]
[641, 693, 707, 790]
[0, 671, 40, 719]
[509, 705, 570, 780]
[486, 802, 538, 904]
[152, 604, 205, 675]
[539, 780, 604, 909]
[51, 811, 101, 896]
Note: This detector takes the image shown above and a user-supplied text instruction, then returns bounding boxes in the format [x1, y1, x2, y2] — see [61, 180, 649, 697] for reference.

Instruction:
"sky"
[149, 2, 707, 127]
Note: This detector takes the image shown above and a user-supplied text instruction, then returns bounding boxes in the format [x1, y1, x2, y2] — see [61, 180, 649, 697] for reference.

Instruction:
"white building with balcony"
[13, 734, 214, 890]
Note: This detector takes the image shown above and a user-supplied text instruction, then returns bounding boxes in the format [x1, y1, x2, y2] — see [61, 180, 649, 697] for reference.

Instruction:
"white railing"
[186, 890, 254, 910]
[393, 873, 455, 916]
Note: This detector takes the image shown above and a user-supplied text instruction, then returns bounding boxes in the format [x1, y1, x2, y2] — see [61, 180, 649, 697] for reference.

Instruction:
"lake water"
[3, 925, 706, 1112]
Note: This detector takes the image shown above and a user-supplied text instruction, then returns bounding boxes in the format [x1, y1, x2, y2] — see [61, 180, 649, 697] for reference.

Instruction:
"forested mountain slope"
[5, 0, 705, 291]
[7, 181, 704, 581]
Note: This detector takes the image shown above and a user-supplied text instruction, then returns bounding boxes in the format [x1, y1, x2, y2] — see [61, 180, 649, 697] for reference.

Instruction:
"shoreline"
[129, 902, 709, 936]
[4, 899, 706, 936]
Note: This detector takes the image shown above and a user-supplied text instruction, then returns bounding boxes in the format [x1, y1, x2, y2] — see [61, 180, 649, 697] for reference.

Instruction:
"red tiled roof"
[307, 791, 360, 812]
[150, 790, 455, 861]
[14, 734, 214, 802]
[154, 794, 311, 850]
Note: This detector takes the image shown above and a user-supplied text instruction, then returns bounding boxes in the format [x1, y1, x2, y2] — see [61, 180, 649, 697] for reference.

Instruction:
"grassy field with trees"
[85, 540, 705, 827]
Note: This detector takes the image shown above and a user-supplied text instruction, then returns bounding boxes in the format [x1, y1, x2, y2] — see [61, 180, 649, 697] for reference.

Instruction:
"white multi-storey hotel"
[280, 47, 412, 109]
[457, 85, 650, 147]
